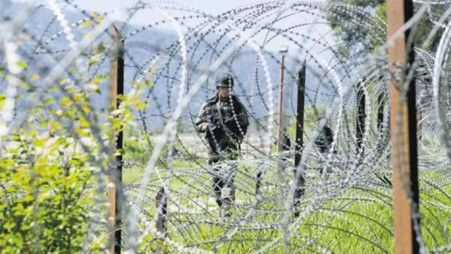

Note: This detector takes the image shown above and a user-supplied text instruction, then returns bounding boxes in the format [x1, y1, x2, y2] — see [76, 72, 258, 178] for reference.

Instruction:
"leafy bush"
[0, 130, 93, 253]
[0, 53, 148, 252]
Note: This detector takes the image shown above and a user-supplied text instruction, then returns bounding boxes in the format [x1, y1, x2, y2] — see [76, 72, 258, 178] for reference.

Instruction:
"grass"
[121, 139, 451, 253]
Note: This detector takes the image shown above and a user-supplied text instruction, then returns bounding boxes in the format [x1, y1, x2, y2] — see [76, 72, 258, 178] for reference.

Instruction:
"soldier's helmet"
[215, 73, 234, 88]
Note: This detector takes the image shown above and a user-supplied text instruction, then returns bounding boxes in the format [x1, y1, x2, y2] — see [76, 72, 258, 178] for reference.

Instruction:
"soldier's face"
[217, 87, 230, 100]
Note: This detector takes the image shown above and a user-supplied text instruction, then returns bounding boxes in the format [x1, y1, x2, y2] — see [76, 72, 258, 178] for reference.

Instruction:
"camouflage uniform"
[195, 94, 249, 214]
[315, 126, 333, 154]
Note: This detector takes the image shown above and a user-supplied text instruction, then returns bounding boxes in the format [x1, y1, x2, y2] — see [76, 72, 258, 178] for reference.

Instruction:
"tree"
[326, 0, 445, 57]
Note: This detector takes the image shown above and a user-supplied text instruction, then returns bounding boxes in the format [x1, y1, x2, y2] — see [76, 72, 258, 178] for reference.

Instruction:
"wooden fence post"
[387, 0, 420, 253]
[109, 25, 124, 254]
[155, 187, 168, 252]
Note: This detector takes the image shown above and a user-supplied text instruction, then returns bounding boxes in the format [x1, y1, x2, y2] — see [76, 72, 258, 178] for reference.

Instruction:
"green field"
[122, 155, 451, 253]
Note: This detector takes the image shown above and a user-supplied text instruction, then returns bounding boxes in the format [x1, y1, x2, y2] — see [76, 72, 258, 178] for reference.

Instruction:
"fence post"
[356, 80, 365, 158]
[277, 53, 286, 170]
[294, 62, 306, 217]
[377, 92, 384, 132]
[386, 0, 420, 253]
[155, 187, 168, 252]
[108, 25, 124, 254]
[376, 88, 386, 154]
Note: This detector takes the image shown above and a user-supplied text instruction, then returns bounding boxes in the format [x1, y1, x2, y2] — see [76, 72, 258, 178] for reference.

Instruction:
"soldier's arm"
[224, 100, 249, 138]
[194, 102, 208, 133]
[236, 102, 249, 134]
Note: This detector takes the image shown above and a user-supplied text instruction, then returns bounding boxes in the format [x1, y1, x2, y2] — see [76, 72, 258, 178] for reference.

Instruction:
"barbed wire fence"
[1, 0, 451, 253]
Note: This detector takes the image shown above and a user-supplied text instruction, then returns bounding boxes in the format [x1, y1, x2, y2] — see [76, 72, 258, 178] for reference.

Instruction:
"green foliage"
[123, 125, 153, 166]
[0, 130, 93, 253]
[0, 34, 151, 252]
[326, 0, 444, 57]
[286, 104, 327, 138]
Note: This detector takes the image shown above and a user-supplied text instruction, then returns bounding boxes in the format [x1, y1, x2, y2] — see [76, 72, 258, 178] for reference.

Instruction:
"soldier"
[315, 125, 335, 175]
[195, 73, 249, 218]
[315, 125, 333, 154]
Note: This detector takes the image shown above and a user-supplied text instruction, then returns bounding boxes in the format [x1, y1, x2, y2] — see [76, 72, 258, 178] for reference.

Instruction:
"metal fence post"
[356, 80, 365, 159]
[294, 63, 306, 217]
